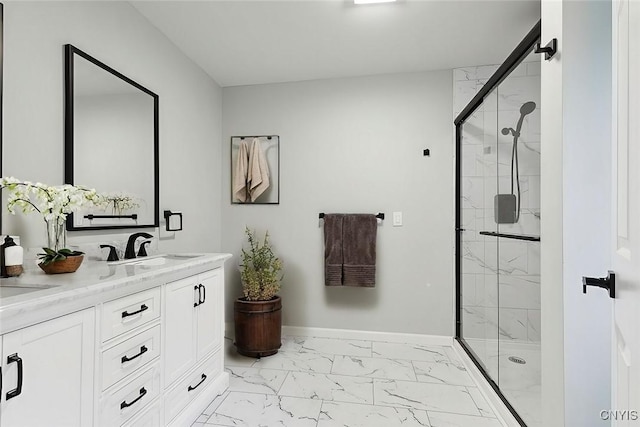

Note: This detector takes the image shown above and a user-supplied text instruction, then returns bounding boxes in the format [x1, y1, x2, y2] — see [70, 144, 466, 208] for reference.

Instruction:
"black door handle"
[194, 285, 201, 307]
[6, 353, 23, 400]
[122, 304, 148, 318]
[120, 387, 147, 409]
[583, 271, 615, 299]
[188, 373, 207, 391]
[199, 284, 205, 305]
[121, 345, 148, 364]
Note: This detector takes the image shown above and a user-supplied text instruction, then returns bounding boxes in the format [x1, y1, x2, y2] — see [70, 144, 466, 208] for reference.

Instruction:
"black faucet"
[124, 232, 153, 259]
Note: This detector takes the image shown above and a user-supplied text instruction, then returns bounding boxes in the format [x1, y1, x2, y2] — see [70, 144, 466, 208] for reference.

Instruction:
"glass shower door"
[495, 51, 541, 427]
[456, 40, 541, 427]
[459, 87, 500, 382]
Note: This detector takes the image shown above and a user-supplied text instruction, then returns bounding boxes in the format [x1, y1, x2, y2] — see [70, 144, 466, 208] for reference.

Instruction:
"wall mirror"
[231, 135, 279, 204]
[64, 44, 159, 230]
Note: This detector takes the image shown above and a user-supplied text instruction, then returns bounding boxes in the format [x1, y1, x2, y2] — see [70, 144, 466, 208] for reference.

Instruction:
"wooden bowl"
[38, 255, 84, 274]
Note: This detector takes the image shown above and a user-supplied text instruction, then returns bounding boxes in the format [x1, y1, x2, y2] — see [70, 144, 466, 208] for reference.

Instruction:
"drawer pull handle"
[187, 373, 207, 392]
[121, 345, 148, 364]
[6, 353, 23, 400]
[199, 284, 206, 305]
[122, 304, 148, 318]
[120, 387, 147, 409]
[194, 285, 200, 307]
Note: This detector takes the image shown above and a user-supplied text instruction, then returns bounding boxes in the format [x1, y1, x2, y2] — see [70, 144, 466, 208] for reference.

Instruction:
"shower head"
[513, 101, 537, 136]
[520, 101, 536, 116]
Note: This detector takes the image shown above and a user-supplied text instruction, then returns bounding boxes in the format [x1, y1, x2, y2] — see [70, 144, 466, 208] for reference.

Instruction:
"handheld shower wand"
[495, 101, 536, 224]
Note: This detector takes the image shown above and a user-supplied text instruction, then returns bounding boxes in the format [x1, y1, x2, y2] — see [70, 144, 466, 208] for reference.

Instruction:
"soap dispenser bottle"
[0, 236, 23, 277]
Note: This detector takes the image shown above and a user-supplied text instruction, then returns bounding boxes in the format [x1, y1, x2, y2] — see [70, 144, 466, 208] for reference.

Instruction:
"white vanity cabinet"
[0, 308, 95, 427]
[0, 254, 230, 427]
[163, 269, 224, 425]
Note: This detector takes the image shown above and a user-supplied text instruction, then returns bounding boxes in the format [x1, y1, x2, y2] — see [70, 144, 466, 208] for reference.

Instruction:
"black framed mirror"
[64, 44, 159, 231]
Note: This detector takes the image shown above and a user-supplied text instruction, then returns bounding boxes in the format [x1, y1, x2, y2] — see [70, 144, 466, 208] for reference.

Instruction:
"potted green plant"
[234, 227, 283, 358]
[0, 177, 99, 274]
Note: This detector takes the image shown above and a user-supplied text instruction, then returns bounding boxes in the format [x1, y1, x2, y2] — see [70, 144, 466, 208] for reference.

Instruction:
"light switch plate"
[393, 212, 403, 227]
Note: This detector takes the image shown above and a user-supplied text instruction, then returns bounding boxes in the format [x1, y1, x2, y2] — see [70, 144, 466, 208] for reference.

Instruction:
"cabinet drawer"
[164, 350, 222, 424]
[101, 325, 161, 390]
[122, 399, 161, 427]
[100, 363, 161, 427]
[102, 288, 161, 342]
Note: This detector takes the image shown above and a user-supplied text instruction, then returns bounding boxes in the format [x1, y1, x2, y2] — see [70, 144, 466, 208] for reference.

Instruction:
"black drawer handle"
[120, 387, 147, 409]
[6, 353, 23, 400]
[187, 373, 207, 392]
[194, 285, 200, 308]
[122, 304, 148, 318]
[199, 284, 205, 305]
[121, 345, 148, 364]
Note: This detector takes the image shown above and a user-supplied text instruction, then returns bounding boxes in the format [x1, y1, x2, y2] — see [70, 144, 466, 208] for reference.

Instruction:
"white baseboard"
[225, 322, 452, 346]
[451, 340, 521, 427]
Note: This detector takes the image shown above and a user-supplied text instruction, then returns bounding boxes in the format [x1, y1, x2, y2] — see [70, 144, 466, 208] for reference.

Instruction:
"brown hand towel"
[342, 214, 377, 287]
[323, 214, 344, 286]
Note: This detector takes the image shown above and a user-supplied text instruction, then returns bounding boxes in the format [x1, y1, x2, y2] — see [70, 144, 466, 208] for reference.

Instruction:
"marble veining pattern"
[196, 337, 506, 426]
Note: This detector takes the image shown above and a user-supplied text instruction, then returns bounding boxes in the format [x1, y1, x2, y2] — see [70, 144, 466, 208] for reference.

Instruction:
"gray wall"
[3, 1, 223, 253]
[221, 71, 454, 335]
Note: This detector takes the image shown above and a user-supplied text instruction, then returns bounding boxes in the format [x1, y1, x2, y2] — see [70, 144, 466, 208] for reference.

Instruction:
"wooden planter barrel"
[234, 296, 282, 358]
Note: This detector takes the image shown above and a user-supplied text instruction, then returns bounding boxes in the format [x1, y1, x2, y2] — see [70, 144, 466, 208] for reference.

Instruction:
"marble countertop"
[0, 252, 232, 334]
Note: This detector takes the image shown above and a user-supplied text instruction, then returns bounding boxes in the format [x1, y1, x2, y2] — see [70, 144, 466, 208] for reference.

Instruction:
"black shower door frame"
[453, 19, 541, 427]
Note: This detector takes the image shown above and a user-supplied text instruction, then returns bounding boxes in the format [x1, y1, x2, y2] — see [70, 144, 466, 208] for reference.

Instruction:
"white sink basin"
[109, 254, 203, 267]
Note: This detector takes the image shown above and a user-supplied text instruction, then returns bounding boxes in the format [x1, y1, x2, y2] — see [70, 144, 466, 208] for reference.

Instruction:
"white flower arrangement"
[0, 177, 99, 253]
[0, 177, 98, 221]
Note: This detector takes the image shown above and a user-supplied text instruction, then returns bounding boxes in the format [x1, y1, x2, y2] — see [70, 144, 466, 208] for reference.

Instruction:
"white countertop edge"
[0, 252, 232, 335]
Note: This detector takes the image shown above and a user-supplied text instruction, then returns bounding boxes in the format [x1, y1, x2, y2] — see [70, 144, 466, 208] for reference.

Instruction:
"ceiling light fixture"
[354, 0, 397, 4]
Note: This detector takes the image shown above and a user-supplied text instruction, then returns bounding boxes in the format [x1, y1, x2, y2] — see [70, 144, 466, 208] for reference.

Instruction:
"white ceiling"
[131, 0, 540, 87]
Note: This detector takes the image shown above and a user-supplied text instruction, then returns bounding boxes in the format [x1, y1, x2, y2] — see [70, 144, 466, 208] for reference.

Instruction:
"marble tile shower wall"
[455, 62, 541, 344]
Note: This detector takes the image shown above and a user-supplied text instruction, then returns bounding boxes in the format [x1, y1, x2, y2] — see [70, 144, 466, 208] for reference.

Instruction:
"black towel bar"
[319, 213, 385, 220]
[84, 214, 138, 220]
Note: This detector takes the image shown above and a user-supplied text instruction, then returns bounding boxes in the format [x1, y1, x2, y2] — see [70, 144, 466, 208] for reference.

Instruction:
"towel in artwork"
[233, 137, 271, 203]
[232, 138, 250, 202]
[248, 138, 270, 202]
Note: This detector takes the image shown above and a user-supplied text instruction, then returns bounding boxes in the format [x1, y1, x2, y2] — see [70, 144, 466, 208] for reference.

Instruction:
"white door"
[164, 276, 198, 386]
[612, 0, 640, 424]
[0, 309, 95, 427]
[196, 269, 223, 360]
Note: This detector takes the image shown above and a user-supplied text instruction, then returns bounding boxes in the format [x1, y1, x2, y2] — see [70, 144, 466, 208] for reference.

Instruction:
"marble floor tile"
[413, 359, 475, 386]
[279, 371, 374, 405]
[206, 392, 322, 427]
[300, 337, 372, 357]
[281, 335, 307, 352]
[331, 355, 417, 381]
[428, 412, 504, 427]
[466, 387, 496, 418]
[372, 342, 449, 362]
[252, 350, 334, 373]
[374, 379, 480, 415]
[318, 401, 431, 427]
[226, 367, 288, 395]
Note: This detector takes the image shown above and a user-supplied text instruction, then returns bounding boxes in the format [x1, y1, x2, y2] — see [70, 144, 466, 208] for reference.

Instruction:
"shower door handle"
[582, 271, 615, 299]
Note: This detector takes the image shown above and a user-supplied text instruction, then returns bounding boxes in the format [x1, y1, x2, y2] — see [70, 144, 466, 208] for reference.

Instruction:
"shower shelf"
[479, 231, 540, 242]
